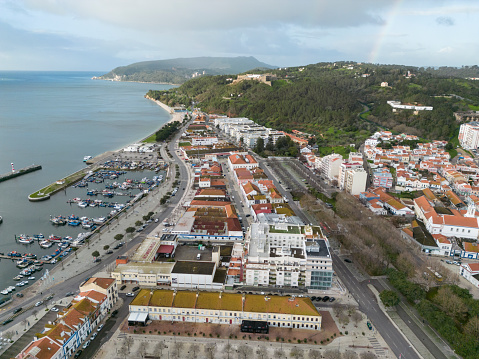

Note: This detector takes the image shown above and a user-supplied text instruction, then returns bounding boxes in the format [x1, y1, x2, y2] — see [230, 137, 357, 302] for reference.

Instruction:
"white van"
[196, 254, 201, 260]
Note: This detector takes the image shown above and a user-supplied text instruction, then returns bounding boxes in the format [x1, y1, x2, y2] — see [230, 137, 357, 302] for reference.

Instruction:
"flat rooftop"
[113, 262, 174, 275]
[130, 237, 161, 263]
[171, 261, 216, 275]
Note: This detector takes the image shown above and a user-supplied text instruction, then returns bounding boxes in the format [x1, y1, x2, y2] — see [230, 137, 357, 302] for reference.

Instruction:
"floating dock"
[0, 165, 42, 183]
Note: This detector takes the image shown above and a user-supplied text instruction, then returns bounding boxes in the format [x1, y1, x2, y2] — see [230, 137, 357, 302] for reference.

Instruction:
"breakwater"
[0, 165, 42, 183]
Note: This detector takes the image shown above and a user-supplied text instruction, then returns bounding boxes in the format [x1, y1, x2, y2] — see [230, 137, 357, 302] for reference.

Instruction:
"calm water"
[0, 71, 172, 291]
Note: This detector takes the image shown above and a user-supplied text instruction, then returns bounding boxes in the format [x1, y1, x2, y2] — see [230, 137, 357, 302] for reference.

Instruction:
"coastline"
[28, 96, 184, 200]
[92, 77, 181, 86]
[144, 95, 185, 126]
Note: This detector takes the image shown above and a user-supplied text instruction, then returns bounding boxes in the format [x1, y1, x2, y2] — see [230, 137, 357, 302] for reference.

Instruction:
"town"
[5, 110, 479, 359]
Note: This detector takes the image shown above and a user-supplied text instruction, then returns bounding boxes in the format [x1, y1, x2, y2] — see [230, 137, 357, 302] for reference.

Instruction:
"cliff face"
[97, 56, 275, 84]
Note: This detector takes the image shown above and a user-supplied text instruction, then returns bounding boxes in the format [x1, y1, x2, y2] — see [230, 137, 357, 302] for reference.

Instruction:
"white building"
[245, 222, 307, 287]
[387, 100, 433, 111]
[191, 137, 218, 146]
[338, 162, 363, 190]
[344, 168, 368, 195]
[460, 263, 479, 288]
[458, 121, 479, 150]
[320, 154, 343, 183]
[228, 153, 259, 171]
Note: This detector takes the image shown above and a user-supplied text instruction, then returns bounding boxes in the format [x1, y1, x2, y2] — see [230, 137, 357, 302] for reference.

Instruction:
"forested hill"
[146, 61, 479, 146]
[97, 56, 275, 84]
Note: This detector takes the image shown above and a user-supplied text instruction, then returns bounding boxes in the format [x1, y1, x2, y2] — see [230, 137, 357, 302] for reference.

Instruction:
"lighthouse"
[11, 163, 15, 173]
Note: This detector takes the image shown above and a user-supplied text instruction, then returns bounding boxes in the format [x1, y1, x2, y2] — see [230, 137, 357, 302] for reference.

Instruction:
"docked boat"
[28, 276, 35, 280]
[48, 235, 62, 242]
[93, 217, 106, 224]
[23, 253, 37, 259]
[1, 289, 8, 295]
[50, 216, 67, 225]
[13, 275, 23, 281]
[83, 155, 93, 162]
[40, 240, 53, 248]
[78, 202, 88, 208]
[33, 233, 45, 239]
[16, 259, 32, 268]
[18, 236, 34, 244]
[8, 251, 22, 257]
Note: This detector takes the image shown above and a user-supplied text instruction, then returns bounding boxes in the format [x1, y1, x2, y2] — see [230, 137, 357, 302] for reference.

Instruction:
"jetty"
[0, 165, 42, 183]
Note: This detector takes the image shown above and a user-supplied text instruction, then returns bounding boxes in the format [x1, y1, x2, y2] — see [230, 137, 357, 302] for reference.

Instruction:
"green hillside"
[146, 61, 479, 146]
[98, 56, 275, 84]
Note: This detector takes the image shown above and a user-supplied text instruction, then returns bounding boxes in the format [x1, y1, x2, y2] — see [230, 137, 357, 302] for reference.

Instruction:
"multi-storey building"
[305, 239, 333, 290]
[373, 168, 393, 189]
[459, 121, 479, 149]
[338, 162, 363, 190]
[320, 154, 343, 183]
[344, 168, 368, 195]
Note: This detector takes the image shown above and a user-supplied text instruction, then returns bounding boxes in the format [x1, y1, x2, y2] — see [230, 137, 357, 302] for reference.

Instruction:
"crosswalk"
[368, 336, 387, 357]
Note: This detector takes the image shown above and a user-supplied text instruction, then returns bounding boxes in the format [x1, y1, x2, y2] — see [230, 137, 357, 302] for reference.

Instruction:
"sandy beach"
[145, 95, 185, 124]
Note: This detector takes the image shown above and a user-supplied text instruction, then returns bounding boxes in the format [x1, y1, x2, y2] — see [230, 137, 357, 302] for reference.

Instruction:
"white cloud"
[438, 46, 453, 53]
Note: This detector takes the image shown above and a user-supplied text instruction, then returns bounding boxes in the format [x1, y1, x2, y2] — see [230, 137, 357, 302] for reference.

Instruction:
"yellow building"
[129, 289, 321, 330]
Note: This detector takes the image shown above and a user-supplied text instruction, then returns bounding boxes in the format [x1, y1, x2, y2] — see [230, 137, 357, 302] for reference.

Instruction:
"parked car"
[50, 307, 59, 312]
[91, 332, 97, 340]
[367, 321, 373, 330]
[111, 309, 119, 317]
[315, 297, 322, 302]
[344, 258, 352, 263]
[16, 293, 24, 298]
[65, 292, 74, 297]
[120, 285, 127, 291]
[105, 250, 113, 254]
[329, 297, 335, 302]
[82, 340, 90, 349]
[2, 318, 13, 325]
[322, 296, 330, 302]
[74, 350, 83, 358]
[126, 292, 135, 297]
[35, 301, 43, 307]
[97, 324, 104, 332]
[132, 286, 140, 292]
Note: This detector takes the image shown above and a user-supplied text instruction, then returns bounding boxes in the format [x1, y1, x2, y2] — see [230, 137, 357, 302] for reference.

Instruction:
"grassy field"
[468, 104, 479, 111]
[178, 141, 191, 147]
[317, 145, 352, 159]
[29, 169, 89, 199]
[142, 134, 157, 143]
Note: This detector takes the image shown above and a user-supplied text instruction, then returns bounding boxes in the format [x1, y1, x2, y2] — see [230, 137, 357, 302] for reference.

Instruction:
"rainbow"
[368, 0, 403, 63]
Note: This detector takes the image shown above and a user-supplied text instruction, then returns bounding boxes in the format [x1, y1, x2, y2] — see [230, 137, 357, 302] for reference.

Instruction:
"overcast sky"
[0, 0, 478, 71]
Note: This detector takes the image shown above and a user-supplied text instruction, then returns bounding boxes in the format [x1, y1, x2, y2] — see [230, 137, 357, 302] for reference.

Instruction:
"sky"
[0, 0, 478, 71]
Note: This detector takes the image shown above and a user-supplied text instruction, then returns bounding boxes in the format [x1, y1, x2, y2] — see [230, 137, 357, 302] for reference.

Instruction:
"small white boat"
[1, 289, 9, 295]
[78, 202, 88, 208]
[83, 155, 93, 162]
[40, 240, 53, 248]
[28, 276, 35, 280]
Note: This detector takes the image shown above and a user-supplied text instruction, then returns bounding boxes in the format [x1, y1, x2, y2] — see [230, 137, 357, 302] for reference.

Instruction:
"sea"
[0, 71, 173, 293]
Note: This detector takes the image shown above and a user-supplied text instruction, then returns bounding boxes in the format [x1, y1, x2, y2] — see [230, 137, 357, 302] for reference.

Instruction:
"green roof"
[173, 291, 197, 308]
[196, 292, 243, 311]
[243, 295, 320, 317]
[149, 290, 174, 307]
[269, 225, 301, 234]
[130, 289, 152, 306]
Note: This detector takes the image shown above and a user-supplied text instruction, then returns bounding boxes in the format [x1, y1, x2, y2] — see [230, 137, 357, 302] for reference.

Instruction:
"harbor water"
[0, 71, 173, 291]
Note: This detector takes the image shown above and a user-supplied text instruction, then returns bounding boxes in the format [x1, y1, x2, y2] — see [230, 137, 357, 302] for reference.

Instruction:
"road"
[333, 254, 421, 359]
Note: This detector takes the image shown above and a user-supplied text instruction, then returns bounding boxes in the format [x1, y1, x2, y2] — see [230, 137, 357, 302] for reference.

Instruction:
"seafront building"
[128, 289, 322, 330]
[16, 278, 117, 359]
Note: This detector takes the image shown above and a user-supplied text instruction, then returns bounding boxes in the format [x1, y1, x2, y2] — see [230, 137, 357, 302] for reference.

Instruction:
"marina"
[0, 71, 173, 296]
